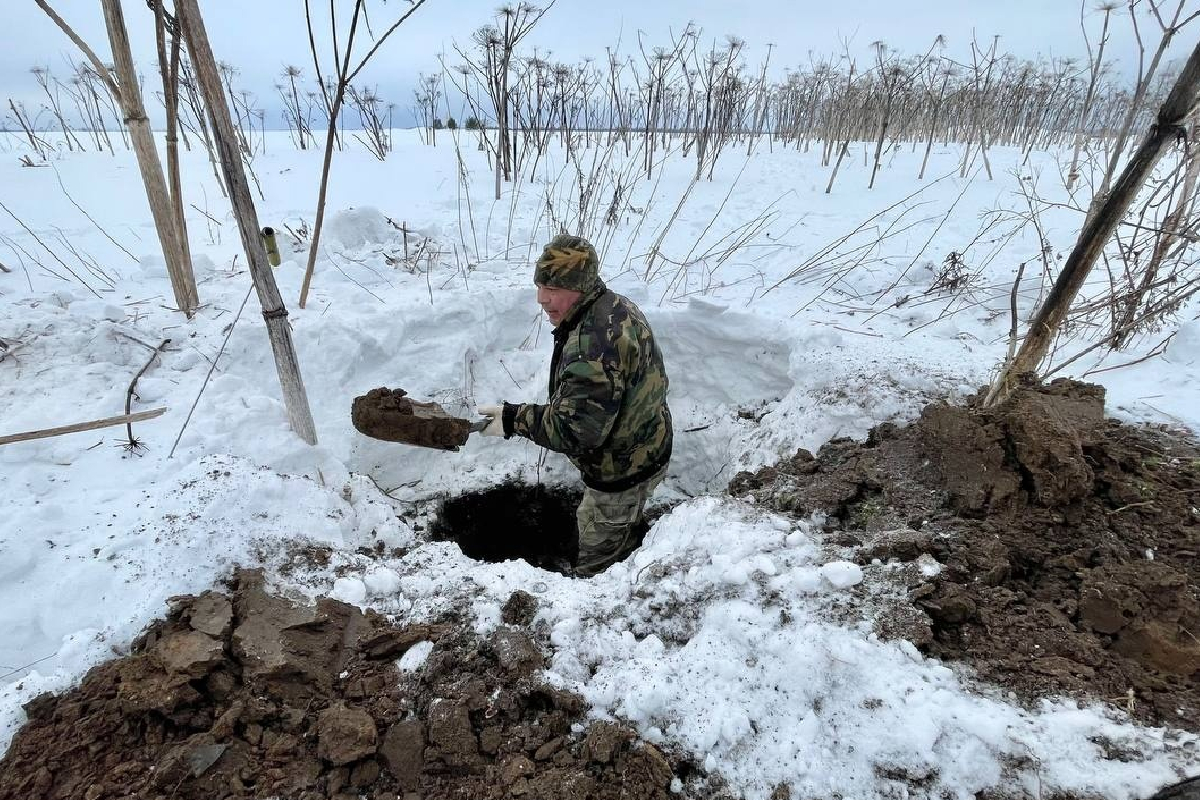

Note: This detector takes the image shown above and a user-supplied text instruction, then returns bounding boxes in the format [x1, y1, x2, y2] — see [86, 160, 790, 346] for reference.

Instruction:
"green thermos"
[261, 227, 281, 267]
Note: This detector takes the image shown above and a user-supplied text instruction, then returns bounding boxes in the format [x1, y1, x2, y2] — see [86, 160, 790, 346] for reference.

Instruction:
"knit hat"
[533, 234, 599, 292]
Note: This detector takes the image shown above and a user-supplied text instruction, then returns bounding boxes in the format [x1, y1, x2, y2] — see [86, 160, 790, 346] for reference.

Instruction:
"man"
[478, 234, 672, 577]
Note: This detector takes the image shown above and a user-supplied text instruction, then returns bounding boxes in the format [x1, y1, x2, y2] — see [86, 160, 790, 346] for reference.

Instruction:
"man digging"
[478, 234, 673, 577]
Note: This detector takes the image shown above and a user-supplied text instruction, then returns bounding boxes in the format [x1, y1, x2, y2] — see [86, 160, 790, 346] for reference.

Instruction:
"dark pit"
[428, 482, 582, 574]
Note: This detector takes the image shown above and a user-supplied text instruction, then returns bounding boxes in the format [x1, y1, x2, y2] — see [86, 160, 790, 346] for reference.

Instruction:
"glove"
[476, 404, 506, 437]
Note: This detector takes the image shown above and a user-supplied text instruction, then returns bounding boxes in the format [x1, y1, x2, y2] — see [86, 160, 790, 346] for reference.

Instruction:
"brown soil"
[351, 387, 471, 451]
[0, 571, 680, 800]
[731, 377, 1200, 731]
[6, 377, 1197, 800]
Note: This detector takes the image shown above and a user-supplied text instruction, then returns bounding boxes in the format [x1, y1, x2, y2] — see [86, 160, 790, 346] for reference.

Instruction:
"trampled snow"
[1, 129, 1197, 798]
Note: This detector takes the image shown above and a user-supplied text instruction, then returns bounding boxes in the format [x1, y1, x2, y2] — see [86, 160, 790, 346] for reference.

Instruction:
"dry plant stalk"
[35, 0, 198, 316]
[298, 0, 430, 308]
[122, 338, 171, 452]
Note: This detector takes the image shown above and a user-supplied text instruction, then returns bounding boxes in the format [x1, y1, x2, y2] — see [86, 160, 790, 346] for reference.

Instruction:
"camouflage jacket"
[503, 282, 672, 491]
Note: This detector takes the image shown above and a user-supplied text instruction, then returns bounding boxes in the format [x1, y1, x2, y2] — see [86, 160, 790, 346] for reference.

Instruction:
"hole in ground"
[428, 482, 582, 575]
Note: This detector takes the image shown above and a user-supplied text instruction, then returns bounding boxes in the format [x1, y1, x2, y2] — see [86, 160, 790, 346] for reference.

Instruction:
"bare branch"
[33, 0, 120, 99]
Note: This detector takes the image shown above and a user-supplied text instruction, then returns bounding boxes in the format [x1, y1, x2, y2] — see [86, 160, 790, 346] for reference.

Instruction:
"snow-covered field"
[1, 129, 1197, 798]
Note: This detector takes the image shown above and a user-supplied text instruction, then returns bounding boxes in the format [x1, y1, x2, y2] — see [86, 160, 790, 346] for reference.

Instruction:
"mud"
[0, 571, 681, 800]
[351, 387, 471, 451]
[428, 483, 583, 575]
[731, 378, 1200, 731]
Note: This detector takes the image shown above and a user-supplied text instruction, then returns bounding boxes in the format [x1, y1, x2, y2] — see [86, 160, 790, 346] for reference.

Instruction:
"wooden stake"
[98, 0, 197, 314]
[0, 408, 167, 447]
[36, 0, 198, 315]
[175, 0, 318, 445]
[986, 40, 1200, 406]
[152, 1, 193, 279]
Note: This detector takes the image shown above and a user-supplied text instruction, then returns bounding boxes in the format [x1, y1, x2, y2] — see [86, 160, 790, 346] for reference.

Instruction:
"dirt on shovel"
[351, 387, 472, 450]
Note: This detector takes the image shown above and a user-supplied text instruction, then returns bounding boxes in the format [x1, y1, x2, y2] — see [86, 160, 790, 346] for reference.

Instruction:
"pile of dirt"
[351, 387, 472, 450]
[731, 377, 1200, 731]
[0, 572, 679, 800]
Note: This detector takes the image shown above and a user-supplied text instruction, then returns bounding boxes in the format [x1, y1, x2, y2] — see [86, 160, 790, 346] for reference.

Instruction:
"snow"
[397, 641, 434, 673]
[818, 560, 864, 588]
[1, 129, 1198, 798]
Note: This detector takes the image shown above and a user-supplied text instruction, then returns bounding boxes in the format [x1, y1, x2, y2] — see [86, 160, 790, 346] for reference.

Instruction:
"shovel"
[351, 387, 492, 451]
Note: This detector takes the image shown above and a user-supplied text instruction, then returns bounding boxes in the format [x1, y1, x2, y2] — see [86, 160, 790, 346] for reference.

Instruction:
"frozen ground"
[1, 129, 1197, 798]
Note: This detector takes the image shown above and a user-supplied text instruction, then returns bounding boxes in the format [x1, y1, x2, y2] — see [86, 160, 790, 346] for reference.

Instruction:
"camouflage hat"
[533, 234, 599, 293]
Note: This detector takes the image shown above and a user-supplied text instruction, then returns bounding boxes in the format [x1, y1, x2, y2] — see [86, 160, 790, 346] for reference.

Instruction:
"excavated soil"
[0, 571, 680, 800]
[731, 377, 1200, 731]
[7, 377, 1198, 800]
[351, 387, 471, 450]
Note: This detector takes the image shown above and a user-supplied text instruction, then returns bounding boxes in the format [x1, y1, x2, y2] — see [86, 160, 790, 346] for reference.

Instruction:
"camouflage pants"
[574, 467, 666, 577]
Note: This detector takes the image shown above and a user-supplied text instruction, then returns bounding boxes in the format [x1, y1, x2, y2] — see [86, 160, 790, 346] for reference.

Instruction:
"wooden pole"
[985, 40, 1200, 406]
[175, 0, 318, 446]
[36, 0, 197, 315]
[153, 1, 193, 277]
[98, 0, 198, 315]
[0, 408, 167, 447]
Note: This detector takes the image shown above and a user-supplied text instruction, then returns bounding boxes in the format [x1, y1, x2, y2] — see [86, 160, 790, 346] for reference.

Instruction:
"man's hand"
[476, 404, 506, 437]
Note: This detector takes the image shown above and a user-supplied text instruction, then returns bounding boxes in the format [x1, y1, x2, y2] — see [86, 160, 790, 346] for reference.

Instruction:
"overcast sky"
[2, 0, 1196, 129]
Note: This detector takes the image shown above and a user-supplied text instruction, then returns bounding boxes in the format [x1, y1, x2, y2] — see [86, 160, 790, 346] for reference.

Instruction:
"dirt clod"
[501, 590, 540, 626]
[351, 386, 471, 450]
[317, 705, 378, 765]
[732, 378, 1200, 730]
